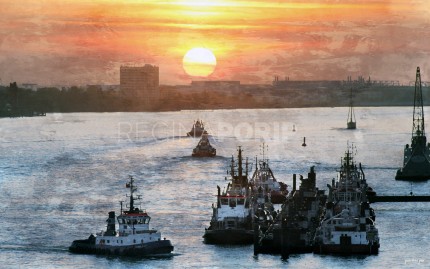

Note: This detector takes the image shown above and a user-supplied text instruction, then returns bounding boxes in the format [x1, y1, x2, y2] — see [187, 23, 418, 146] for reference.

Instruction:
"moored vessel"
[69, 176, 174, 256]
[187, 119, 208, 137]
[192, 133, 216, 157]
[254, 167, 326, 256]
[249, 144, 288, 204]
[203, 147, 253, 244]
[314, 146, 379, 255]
[396, 67, 430, 180]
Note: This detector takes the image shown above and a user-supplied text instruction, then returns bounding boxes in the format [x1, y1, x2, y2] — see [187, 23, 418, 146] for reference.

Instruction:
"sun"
[182, 48, 217, 77]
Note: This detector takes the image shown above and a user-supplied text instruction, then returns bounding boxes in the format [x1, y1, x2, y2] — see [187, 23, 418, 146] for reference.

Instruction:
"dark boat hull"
[192, 151, 216, 157]
[187, 131, 207, 137]
[69, 239, 174, 256]
[347, 121, 356, 129]
[203, 229, 254, 244]
[254, 227, 315, 254]
[314, 243, 379, 255]
[396, 144, 430, 181]
[395, 168, 430, 181]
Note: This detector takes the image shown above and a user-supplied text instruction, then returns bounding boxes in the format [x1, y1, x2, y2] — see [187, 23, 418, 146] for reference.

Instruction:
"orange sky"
[1, 0, 430, 86]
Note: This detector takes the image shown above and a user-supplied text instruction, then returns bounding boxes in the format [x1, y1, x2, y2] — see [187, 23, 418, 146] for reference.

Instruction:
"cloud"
[0, 0, 429, 85]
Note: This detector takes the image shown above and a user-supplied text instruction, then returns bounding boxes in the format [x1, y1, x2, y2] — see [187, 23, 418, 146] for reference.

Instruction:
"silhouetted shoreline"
[1, 83, 427, 116]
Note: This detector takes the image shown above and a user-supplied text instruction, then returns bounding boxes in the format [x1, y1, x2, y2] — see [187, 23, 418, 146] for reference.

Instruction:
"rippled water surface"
[1, 108, 429, 268]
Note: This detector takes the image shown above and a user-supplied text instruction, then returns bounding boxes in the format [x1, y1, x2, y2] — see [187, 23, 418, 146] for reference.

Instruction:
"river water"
[0, 108, 429, 268]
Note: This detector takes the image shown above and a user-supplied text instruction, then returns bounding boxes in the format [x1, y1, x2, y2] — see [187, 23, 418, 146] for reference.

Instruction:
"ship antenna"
[245, 157, 249, 177]
[120, 200, 124, 215]
[260, 142, 266, 161]
[230, 155, 235, 177]
[127, 175, 137, 211]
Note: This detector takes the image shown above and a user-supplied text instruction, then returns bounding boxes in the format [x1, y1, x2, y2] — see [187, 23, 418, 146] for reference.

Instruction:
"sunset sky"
[1, 0, 430, 86]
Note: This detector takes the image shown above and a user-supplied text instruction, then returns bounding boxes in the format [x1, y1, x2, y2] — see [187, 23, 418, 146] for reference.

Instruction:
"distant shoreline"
[1, 84, 427, 115]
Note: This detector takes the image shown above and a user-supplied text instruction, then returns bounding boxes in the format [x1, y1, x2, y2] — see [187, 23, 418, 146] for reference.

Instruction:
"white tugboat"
[314, 147, 379, 254]
[250, 144, 288, 204]
[69, 176, 174, 256]
[203, 147, 254, 244]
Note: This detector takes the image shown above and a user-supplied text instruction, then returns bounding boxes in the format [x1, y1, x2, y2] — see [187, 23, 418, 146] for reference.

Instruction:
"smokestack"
[217, 185, 221, 208]
[106, 211, 116, 236]
[292, 174, 296, 193]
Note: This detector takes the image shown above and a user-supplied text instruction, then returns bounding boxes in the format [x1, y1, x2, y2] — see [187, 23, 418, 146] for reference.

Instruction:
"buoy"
[302, 137, 306, 147]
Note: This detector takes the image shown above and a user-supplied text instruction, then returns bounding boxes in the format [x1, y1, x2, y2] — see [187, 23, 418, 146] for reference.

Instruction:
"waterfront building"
[120, 65, 160, 109]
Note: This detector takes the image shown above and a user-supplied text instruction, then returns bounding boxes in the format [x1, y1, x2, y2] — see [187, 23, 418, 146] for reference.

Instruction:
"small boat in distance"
[69, 176, 174, 256]
[192, 133, 216, 157]
[187, 119, 208, 137]
[396, 67, 430, 180]
[347, 88, 356, 129]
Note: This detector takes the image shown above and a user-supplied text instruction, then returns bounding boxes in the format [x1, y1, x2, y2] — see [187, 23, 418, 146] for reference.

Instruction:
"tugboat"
[69, 176, 174, 256]
[396, 67, 430, 180]
[203, 147, 253, 244]
[192, 133, 216, 157]
[314, 146, 379, 254]
[249, 144, 288, 204]
[347, 88, 357, 129]
[187, 119, 208, 137]
[254, 167, 326, 256]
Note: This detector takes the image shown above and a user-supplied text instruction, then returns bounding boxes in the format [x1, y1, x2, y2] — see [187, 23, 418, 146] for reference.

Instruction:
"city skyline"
[1, 1, 430, 86]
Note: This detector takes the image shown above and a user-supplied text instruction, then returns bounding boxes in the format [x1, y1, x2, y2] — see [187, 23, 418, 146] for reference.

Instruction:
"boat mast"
[126, 175, 139, 212]
[231, 155, 235, 176]
[238, 146, 243, 181]
[412, 67, 426, 146]
[261, 142, 267, 162]
[348, 88, 356, 123]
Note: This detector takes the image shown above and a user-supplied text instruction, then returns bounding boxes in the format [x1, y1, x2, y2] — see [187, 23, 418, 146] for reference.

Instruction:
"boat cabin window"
[229, 199, 236, 207]
[138, 217, 150, 224]
[221, 198, 228, 205]
[237, 198, 245, 205]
